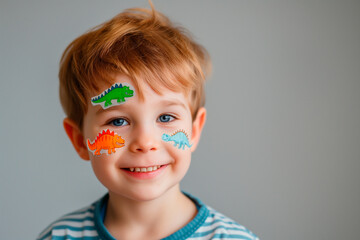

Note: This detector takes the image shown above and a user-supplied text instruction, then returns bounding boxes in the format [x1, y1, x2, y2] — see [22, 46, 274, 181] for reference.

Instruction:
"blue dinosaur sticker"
[162, 130, 192, 150]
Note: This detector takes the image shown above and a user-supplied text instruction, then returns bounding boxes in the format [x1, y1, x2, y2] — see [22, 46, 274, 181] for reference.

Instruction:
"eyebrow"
[161, 100, 187, 110]
[95, 104, 129, 116]
[94, 99, 187, 115]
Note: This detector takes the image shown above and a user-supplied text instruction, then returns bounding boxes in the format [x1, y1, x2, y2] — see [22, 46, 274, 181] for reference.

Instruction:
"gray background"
[1, 0, 359, 239]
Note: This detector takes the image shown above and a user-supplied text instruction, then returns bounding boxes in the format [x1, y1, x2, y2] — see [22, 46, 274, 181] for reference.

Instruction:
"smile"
[125, 165, 164, 173]
[121, 164, 168, 180]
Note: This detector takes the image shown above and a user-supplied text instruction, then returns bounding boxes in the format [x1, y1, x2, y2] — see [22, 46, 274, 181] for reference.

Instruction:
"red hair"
[59, 4, 211, 129]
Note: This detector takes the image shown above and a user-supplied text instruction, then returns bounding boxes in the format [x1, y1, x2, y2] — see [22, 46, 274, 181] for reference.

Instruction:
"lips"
[123, 165, 165, 172]
[121, 165, 168, 179]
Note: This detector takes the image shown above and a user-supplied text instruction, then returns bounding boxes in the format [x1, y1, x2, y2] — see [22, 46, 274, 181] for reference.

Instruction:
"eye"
[109, 118, 129, 127]
[158, 114, 175, 123]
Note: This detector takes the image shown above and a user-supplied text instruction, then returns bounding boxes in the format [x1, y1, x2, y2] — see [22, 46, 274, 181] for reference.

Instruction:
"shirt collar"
[93, 192, 209, 240]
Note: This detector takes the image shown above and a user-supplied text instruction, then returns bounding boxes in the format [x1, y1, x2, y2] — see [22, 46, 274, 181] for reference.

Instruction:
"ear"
[191, 107, 207, 152]
[63, 118, 90, 161]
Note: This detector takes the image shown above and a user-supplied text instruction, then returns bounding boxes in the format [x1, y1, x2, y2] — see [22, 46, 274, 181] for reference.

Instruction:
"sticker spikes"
[171, 129, 189, 139]
[93, 129, 115, 140]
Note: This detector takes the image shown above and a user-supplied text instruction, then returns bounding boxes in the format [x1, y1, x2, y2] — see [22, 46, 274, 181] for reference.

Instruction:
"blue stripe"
[38, 225, 97, 240]
[63, 208, 94, 217]
[37, 230, 51, 240]
[210, 233, 255, 240]
[203, 226, 248, 232]
[202, 218, 241, 226]
[52, 225, 97, 231]
[56, 216, 95, 223]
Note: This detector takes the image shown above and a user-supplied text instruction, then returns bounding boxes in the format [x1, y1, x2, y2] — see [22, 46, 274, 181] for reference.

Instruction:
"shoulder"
[193, 205, 259, 240]
[36, 202, 99, 240]
[184, 193, 259, 240]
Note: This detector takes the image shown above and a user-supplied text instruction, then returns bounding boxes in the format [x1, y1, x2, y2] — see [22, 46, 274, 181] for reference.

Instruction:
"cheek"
[166, 145, 192, 171]
[173, 150, 192, 182]
[89, 153, 122, 185]
[90, 156, 111, 179]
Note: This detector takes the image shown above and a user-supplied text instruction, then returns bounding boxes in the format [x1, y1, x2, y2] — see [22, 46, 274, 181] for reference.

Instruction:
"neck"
[104, 185, 197, 239]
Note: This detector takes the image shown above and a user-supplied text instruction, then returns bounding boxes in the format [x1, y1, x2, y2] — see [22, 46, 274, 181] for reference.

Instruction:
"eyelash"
[108, 118, 129, 127]
[157, 114, 177, 123]
[107, 114, 177, 127]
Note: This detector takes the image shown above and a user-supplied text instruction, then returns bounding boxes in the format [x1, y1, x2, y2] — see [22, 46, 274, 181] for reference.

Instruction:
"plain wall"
[1, 0, 359, 239]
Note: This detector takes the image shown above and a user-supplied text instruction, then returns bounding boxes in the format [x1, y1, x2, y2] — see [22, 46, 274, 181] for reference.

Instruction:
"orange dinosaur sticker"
[87, 129, 125, 155]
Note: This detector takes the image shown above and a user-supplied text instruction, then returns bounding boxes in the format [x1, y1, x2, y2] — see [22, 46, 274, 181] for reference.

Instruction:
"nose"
[128, 125, 159, 153]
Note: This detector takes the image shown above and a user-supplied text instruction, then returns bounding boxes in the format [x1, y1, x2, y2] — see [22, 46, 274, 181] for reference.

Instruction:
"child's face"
[81, 74, 201, 202]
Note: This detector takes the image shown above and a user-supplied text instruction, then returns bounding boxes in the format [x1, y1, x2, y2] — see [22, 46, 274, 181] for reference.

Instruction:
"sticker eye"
[158, 114, 175, 123]
[110, 118, 129, 127]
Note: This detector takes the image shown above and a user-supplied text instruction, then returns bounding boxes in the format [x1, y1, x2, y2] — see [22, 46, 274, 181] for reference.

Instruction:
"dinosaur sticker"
[87, 129, 125, 155]
[91, 83, 134, 109]
[162, 130, 192, 150]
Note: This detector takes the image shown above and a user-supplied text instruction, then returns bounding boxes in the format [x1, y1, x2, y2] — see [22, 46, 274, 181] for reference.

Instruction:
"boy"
[38, 3, 259, 240]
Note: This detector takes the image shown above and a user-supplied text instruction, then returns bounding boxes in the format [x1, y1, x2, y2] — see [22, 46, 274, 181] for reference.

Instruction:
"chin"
[131, 189, 164, 202]
[125, 183, 178, 202]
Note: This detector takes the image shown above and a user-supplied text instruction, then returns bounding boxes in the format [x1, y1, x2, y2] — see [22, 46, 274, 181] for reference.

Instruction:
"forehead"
[87, 74, 191, 111]
[88, 73, 189, 97]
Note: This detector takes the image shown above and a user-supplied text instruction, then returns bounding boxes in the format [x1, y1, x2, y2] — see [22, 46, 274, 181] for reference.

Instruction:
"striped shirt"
[37, 193, 259, 240]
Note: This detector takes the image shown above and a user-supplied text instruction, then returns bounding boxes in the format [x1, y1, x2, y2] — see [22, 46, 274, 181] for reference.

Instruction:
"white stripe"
[206, 211, 236, 222]
[38, 219, 96, 238]
[197, 221, 248, 233]
[62, 211, 94, 220]
[38, 223, 56, 239]
[211, 238, 254, 240]
[52, 229, 98, 237]
[50, 219, 95, 228]
[197, 227, 255, 239]
[64, 205, 95, 216]
[189, 231, 255, 240]
[38, 206, 95, 239]
[187, 237, 212, 240]
[203, 215, 246, 230]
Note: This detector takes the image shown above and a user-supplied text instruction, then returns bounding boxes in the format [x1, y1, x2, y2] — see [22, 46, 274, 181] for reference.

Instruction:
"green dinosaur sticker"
[162, 130, 192, 150]
[91, 83, 134, 109]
